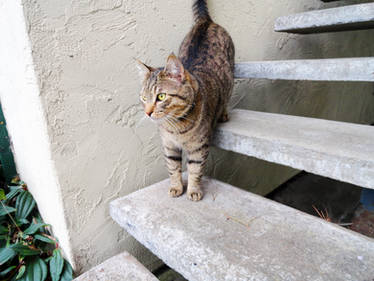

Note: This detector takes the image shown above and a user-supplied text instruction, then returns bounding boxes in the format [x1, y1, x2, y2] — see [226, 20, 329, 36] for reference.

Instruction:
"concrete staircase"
[275, 3, 374, 34]
[235, 58, 374, 81]
[110, 2, 374, 281]
[111, 178, 374, 281]
[74, 252, 158, 281]
[214, 110, 374, 189]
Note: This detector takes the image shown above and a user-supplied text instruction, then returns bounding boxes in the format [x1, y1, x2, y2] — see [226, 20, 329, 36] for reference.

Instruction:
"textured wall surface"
[4, 0, 374, 274]
[0, 0, 73, 265]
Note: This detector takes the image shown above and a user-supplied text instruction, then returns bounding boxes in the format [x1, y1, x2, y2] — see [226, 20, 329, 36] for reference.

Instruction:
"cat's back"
[178, 1, 235, 127]
[178, 20, 235, 79]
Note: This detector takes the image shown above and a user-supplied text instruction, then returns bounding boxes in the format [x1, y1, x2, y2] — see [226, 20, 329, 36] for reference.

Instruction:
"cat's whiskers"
[168, 115, 187, 128]
[167, 115, 182, 123]
[168, 117, 182, 133]
[163, 117, 174, 129]
[164, 118, 174, 131]
[169, 113, 195, 124]
[165, 116, 180, 133]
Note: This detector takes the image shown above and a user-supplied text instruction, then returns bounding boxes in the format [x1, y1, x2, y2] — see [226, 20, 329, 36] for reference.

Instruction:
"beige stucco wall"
[0, 0, 74, 265]
[2, 0, 373, 274]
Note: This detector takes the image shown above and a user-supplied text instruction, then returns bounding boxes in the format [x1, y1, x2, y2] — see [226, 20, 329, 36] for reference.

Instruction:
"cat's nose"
[145, 104, 154, 117]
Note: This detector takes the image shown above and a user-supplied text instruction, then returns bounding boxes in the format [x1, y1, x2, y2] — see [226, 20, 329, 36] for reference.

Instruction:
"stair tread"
[213, 109, 374, 189]
[275, 3, 374, 34]
[110, 177, 374, 281]
[235, 57, 374, 81]
[74, 252, 158, 281]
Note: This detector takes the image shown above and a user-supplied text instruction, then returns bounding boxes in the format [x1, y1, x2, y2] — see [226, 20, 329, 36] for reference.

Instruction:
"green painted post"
[0, 104, 17, 183]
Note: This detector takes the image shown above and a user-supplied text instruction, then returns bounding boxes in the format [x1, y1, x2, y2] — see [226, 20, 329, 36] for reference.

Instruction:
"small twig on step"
[224, 213, 258, 229]
[312, 205, 352, 227]
[312, 205, 331, 222]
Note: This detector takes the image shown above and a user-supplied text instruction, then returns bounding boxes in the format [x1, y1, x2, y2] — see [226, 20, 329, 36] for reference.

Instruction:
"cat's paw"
[187, 189, 203, 202]
[218, 110, 229, 123]
[169, 186, 183, 198]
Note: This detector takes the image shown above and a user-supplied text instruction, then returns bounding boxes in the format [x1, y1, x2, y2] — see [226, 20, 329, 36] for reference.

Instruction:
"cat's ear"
[135, 59, 154, 80]
[164, 53, 185, 82]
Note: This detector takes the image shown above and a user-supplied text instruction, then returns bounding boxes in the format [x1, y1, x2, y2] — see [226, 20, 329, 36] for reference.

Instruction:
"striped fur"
[193, 0, 211, 22]
[137, 0, 234, 201]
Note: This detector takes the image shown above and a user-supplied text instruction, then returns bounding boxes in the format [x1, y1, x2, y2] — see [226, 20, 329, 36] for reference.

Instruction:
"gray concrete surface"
[275, 3, 374, 33]
[110, 177, 374, 281]
[213, 109, 374, 190]
[73, 252, 158, 281]
[234, 58, 374, 81]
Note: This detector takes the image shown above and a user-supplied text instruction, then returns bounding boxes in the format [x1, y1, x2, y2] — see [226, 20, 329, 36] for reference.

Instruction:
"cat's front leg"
[186, 143, 209, 201]
[163, 144, 184, 198]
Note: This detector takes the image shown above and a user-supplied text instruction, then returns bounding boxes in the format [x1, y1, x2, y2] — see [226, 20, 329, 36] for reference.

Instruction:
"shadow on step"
[153, 264, 187, 281]
[266, 171, 374, 238]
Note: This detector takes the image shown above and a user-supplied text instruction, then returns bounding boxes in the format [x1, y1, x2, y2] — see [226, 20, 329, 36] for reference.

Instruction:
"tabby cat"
[137, 0, 234, 201]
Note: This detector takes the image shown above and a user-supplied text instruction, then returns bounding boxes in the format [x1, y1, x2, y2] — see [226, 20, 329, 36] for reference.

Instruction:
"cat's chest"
[160, 125, 201, 146]
[160, 127, 188, 143]
[160, 123, 212, 154]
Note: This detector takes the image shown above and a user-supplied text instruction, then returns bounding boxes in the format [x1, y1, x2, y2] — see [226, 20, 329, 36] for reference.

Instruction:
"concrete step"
[235, 58, 374, 82]
[110, 177, 374, 281]
[275, 3, 374, 34]
[74, 252, 158, 281]
[213, 109, 374, 190]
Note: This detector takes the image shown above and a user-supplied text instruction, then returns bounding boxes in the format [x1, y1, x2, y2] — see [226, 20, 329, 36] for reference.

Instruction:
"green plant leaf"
[0, 234, 8, 240]
[15, 191, 36, 220]
[0, 247, 16, 265]
[5, 187, 22, 202]
[10, 177, 20, 185]
[0, 224, 8, 234]
[0, 189, 5, 201]
[24, 257, 47, 281]
[59, 261, 73, 281]
[50, 248, 64, 281]
[17, 218, 30, 225]
[16, 265, 26, 280]
[0, 234, 6, 244]
[23, 223, 48, 235]
[0, 204, 16, 216]
[11, 243, 40, 256]
[34, 214, 43, 224]
[34, 234, 55, 244]
[0, 265, 16, 277]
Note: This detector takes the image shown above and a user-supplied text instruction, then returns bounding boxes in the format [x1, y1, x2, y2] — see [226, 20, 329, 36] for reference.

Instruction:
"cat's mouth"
[147, 114, 164, 123]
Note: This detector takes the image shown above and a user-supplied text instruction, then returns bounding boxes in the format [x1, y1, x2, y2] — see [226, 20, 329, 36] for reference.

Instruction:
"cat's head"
[136, 54, 198, 122]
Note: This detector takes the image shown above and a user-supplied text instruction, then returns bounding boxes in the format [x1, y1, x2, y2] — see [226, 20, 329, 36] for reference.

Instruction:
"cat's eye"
[141, 96, 147, 102]
[157, 93, 166, 101]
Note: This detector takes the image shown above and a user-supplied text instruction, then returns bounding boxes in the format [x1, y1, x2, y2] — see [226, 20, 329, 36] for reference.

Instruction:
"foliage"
[0, 178, 73, 281]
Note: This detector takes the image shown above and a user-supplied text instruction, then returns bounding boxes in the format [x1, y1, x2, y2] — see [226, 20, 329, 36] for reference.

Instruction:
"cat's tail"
[193, 0, 211, 22]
